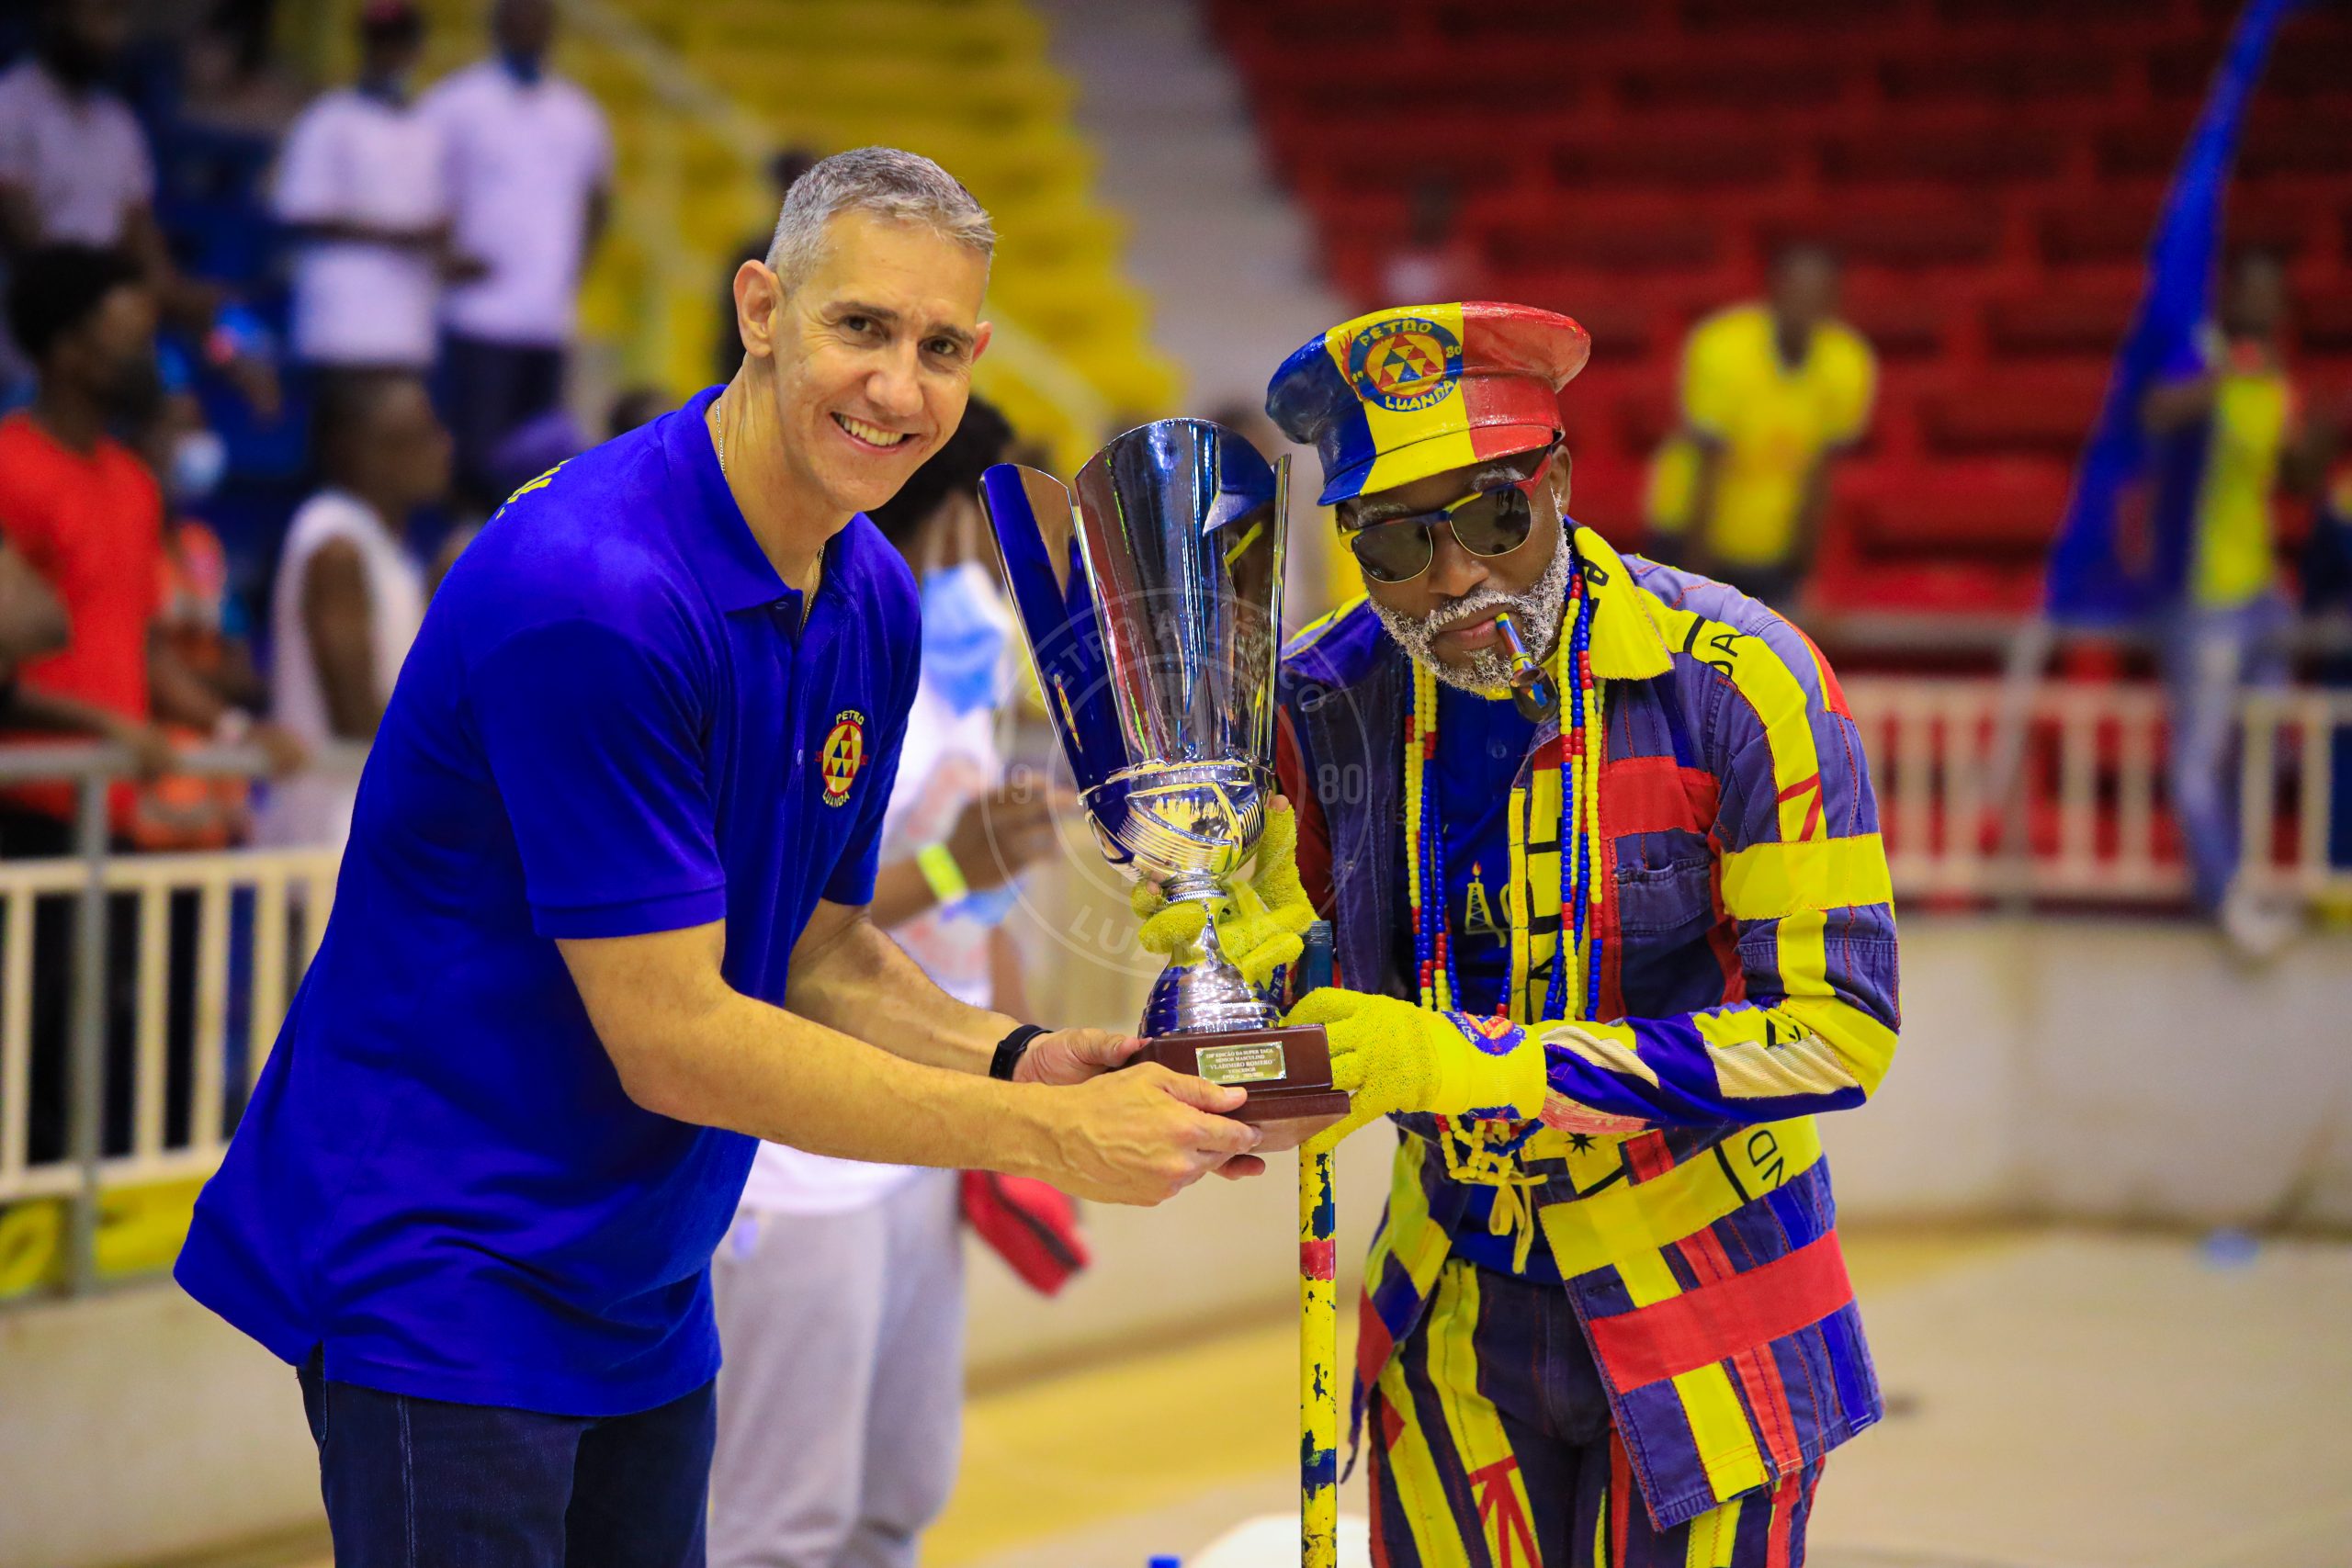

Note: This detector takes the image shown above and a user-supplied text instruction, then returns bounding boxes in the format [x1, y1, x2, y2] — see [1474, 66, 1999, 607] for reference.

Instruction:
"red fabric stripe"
[1587, 1233, 1857, 1392]
[1596, 795, 1627, 1024]
[1705, 854, 1745, 1003]
[1794, 627, 1851, 719]
[1532, 732, 1565, 771]
[1301, 1239, 1337, 1281]
[1735, 1345, 1803, 1480]
[1623, 1131, 1677, 1182]
[1600, 755, 1719, 838]
[1765, 1469, 1804, 1568]
[1679, 1229, 1804, 1479]
[1608, 1429, 1633, 1565]
[1357, 1292, 1395, 1384]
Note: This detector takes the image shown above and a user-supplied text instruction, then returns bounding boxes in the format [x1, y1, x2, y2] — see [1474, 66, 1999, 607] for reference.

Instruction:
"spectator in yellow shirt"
[1646, 243, 1875, 610]
[2143, 250, 2334, 940]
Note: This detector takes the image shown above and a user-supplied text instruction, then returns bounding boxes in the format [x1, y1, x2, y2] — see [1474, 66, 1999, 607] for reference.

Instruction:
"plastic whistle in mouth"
[1491, 611, 1560, 723]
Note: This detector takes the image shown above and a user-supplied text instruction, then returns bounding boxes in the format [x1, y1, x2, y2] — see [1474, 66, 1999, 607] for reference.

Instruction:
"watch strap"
[989, 1022, 1049, 1082]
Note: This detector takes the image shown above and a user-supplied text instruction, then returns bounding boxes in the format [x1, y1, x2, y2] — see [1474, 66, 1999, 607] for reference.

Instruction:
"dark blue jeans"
[298, 1353, 715, 1568]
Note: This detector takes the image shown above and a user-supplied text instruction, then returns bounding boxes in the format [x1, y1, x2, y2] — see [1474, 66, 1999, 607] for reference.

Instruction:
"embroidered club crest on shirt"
[820, 711, 865, 806]
[1347, 314, 1464, 414]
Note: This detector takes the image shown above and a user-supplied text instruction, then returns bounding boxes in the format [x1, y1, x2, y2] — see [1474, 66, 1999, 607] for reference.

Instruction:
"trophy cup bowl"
[979, 419, 1348, 1124]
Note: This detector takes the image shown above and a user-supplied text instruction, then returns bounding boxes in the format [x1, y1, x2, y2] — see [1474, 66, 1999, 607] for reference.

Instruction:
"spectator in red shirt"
[0, 244, 301, 1178]
[0, 243, 301, 848]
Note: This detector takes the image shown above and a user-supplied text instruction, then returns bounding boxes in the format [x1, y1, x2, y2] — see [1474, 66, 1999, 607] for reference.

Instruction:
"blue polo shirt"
[175, 387, 917, 1415]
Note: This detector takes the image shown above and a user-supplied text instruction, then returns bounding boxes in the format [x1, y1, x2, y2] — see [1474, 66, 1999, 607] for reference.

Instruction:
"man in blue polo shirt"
[175, 147, 1263, 1566]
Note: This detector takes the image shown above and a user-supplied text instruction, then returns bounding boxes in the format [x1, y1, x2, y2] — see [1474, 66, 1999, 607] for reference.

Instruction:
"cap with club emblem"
[1264, 301, 1592, 506]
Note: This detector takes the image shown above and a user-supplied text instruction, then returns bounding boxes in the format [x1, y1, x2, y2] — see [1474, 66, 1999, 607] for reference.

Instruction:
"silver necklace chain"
[713, 398, 728, 479]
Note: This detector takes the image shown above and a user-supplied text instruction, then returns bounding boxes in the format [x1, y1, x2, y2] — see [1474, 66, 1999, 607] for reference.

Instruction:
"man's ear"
[969, 320, 993, 366]
[1549, 446, 1575, 517]
[734, 260, 782, 361]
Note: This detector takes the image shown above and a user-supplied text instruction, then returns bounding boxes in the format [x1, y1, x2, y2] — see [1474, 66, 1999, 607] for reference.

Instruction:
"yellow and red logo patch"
[1346, 315, 1464, 413]
[820, 710, 865, 807]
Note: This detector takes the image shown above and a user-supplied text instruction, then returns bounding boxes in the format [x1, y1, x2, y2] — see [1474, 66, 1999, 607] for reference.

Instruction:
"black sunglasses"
[1340, 447, 1555, 585]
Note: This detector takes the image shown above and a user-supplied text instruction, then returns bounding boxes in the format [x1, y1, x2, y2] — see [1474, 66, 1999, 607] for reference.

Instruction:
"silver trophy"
[981, 420, 1344, 1119]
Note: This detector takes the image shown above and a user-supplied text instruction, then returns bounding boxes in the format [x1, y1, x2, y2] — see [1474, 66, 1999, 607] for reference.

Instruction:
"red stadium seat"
[1487, 209, 1722, 274]
[1550, 129, 1797, 191]
[1848, 460, 2074, 557]
[2241, 120, 2352, 183]
[1984, 285, 2141, 360]
[1216, 0, 2343, 648]
[1877, 50, 2121, 106]
[2037, 190, 2165, 268]
[1818, 125, 2069, 187]
[1679, 0, 1889, 30]
[2301, 293, 2352, 357]
[1615, 56, 1856, 113]
[1768, 197, 2005, 268]
[1920, 369, 2109, 457]
[1841, 287, 1962, 362]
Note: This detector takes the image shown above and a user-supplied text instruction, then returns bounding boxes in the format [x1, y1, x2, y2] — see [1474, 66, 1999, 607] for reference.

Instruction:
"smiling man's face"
[761, 209, 991, 522]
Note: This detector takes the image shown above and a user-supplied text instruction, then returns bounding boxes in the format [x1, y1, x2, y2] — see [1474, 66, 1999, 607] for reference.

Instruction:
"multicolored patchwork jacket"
[1272, 526, 1900, 1531]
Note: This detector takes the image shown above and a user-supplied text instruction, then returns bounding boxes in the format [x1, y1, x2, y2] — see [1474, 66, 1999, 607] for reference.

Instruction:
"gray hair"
[763, 147, 996, 290]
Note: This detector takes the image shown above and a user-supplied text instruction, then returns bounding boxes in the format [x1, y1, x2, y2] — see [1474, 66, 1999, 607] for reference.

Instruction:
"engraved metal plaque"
[1193, 1040, 1288, 1087]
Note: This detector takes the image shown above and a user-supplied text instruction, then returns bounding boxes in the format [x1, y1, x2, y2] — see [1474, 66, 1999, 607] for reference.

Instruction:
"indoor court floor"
[184, 1227, 2351, 1568]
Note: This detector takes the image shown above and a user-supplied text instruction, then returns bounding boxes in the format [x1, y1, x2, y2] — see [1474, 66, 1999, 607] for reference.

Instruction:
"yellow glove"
[1129, 797, 1315, 988]
[1283, 988, 1547, 1153]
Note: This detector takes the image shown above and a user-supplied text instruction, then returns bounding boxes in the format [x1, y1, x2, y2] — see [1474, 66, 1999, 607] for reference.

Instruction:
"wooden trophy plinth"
[1135, 1024, 1351, 1125]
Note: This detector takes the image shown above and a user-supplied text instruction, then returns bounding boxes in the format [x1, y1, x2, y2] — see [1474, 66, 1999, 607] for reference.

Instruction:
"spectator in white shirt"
[0, 0, 277, 413]
[258, 370, 447, 851]
[272, 1, 471, 376]
[421, 0, 611, 505]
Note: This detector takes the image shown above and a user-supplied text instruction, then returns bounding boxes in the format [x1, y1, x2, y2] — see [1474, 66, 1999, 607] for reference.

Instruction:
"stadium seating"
[392, 0, 1178, 470]
[1209, 0, 2351, 634]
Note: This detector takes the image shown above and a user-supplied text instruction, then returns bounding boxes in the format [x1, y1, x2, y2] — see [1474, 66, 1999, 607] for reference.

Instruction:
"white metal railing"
[2238, 688, 2352, 903]
[5, 680, 2346, 1302]
[0, 849, 335, 1206]
[0, 743, 343, 1302]
[1846, 678, 2352, 904]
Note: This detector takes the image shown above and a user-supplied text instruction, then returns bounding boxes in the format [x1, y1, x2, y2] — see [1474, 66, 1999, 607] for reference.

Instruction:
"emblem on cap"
[820, 710, 865, 806]
[1346, 314, 1463, 413]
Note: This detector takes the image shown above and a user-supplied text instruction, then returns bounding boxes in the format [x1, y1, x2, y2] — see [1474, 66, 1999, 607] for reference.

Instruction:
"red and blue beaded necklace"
[1404, 550, 1604, 1027]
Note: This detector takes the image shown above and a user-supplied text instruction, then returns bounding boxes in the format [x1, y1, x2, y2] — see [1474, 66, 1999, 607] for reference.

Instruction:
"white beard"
[1370, 523, 1576, 694]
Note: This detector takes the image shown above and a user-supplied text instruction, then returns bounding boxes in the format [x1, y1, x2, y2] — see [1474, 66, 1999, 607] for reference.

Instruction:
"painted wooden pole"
[1300, 1142, 1339, 1568]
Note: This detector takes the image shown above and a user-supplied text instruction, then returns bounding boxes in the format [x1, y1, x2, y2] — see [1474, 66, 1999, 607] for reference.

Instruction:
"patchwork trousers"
[1368, 1259, 1825, 1568]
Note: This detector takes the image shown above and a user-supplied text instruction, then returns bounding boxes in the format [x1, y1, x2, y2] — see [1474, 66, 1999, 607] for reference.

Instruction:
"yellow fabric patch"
[1374, 1346, 1478, 1568]
[1676, 1362, 1773, 1500]
[1536, 1117, 1824, 1279]
[1719, 834, 1893, 920]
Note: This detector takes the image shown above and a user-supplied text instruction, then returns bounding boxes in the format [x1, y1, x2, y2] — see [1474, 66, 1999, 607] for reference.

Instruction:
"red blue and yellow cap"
[1264, 301, 1592, 506]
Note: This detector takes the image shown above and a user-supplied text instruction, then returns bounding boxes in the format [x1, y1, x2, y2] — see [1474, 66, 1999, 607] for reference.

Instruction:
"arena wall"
[6, 917, 2348, 1568]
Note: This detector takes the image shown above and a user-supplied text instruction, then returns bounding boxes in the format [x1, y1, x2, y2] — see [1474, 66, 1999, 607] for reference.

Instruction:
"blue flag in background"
[2043, 0, 2311, 626]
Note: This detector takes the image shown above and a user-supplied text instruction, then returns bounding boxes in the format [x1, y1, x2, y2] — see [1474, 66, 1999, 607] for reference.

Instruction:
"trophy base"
[1135, 1023, 1350, 1125]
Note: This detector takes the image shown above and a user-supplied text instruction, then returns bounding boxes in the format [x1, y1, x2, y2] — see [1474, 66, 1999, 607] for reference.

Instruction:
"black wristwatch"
[989, 1022, 1049, 1082]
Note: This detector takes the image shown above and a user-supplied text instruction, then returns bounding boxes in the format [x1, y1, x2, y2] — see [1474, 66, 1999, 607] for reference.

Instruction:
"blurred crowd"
[0, 0, 623, 865]
[0, 0, 2341, 904]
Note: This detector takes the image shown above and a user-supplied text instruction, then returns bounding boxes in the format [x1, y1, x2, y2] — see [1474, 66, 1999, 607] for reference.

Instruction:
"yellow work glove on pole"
[1129, 797, 1316, 988]
[1284, 988, 1548, 1153]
